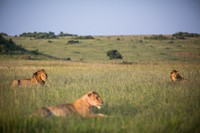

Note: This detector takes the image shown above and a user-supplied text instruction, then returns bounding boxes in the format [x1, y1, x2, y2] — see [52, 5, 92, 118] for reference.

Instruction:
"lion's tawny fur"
[32, 91, 107, 118]
[170, 70, 184, 81]
[11, 69, 47, 87]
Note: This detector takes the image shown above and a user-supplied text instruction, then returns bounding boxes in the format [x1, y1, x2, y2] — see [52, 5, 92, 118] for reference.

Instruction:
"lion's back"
[47, 104, 78, 117]
[11, 79, 33, 87]
[31, 107, 53, 117]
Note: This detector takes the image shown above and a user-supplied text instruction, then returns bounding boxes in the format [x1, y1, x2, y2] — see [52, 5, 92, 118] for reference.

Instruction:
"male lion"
[170, 70, 184, 81]
[11, 69, 48, 87]
[32, 91, 107, 118]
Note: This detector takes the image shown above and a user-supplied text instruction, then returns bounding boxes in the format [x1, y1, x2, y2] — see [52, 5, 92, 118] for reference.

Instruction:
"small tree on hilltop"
[107, 50, 123, 60]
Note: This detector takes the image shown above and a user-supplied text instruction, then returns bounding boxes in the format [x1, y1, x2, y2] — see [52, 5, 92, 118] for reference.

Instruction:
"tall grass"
[0, 60, 200, 133]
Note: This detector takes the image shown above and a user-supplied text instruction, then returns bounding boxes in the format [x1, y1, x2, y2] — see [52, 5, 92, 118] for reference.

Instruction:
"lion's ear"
[88, 92, 92, 97]
[33, 72, 37, 76]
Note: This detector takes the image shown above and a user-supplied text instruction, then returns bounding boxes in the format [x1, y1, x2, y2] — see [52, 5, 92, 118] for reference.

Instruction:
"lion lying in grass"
[170, 70, 184, 81]
[32, 91, 107, 118]
[11, 69, 48, 87]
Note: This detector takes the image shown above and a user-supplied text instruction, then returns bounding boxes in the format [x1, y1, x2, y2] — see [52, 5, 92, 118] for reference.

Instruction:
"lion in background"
[170, 70, 184, 81]
[32, 91, 107, 118]
[11, 69, 48, 87]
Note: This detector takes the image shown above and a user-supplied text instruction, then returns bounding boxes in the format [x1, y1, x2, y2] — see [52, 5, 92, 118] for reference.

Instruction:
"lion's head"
[33, 69, 48, 84]
[170, 70, 183, 81]
[86, 91, 103, 109]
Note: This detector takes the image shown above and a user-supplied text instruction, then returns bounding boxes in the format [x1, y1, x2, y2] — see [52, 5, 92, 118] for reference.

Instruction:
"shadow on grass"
[0, 37, 70, 61]
[36, 52, 71, 61]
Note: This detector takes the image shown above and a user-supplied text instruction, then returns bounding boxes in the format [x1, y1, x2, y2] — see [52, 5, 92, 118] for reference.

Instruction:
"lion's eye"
[96, 96, 98, 99]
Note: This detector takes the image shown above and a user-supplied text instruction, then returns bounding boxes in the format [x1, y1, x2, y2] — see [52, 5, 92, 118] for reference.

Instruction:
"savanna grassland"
[0, 35, 200, 133]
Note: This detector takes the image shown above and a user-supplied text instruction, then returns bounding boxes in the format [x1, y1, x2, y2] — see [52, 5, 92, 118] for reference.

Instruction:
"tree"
[0, 35, 26, 54]
[59, 31, 64, 37]
[106, 50, 123, 60]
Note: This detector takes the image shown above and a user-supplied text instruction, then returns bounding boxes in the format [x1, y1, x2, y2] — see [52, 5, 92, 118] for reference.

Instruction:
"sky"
[0, 0, 200, 36]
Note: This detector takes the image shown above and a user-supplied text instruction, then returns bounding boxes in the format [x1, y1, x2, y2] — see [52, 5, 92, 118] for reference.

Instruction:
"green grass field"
[0, 35, 200, 133]
[2, 35, 200, 63]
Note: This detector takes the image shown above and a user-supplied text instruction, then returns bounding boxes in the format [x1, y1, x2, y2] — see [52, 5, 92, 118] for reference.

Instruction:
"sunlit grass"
[0, 60, 200, 133]
[1, 33, 200, 133]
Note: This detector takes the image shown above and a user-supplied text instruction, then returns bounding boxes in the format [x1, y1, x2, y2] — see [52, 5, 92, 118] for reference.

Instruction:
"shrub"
[31, 49, 39, 55]
[144, 35, 169, 40]
[48, 40, 53, 43]
[121, 61, 132, 64]
[63, 57, 71, 61]
[68, 40, 79, 44]
[20, 55, 32, 60]
[107, 50, 123, 60]
[74, 35, 94, 39]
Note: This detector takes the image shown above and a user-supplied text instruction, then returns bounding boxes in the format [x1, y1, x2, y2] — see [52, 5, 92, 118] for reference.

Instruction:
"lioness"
[170, 70, 184, 81]
[32, 91, 107, 118]
[11, 69, 48, 87]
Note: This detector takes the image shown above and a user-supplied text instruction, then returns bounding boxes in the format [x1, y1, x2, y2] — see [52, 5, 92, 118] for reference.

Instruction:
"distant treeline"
[145, 32, 200, 40]
[58, 32, 78, 37]
[1, 31, 199, 40]
[144, 35, 170, 40]
[172, 32, 199, 39]
[74, 35, 94, 39]
[20, 32, 57, 39]
[19, 32, 78, 39]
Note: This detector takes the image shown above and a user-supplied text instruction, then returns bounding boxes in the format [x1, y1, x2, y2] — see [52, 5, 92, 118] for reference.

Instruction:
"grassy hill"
[1, 35, 200, 63]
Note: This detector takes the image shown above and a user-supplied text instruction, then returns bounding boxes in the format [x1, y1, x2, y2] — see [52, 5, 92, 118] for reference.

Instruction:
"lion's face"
[170, 70, 177, 81]
[170, 70, 183, 81]
[87, 91, 103, 109]
[34, 69, 48, 82]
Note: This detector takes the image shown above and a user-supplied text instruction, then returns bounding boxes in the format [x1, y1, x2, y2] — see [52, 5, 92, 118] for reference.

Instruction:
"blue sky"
[0, 0, 200, 36]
